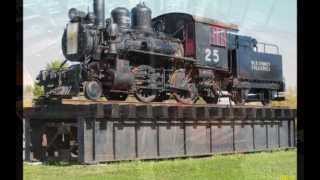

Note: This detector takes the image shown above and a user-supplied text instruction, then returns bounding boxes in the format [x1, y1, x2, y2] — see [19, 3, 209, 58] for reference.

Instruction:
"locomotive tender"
[37, 0, 285, 105]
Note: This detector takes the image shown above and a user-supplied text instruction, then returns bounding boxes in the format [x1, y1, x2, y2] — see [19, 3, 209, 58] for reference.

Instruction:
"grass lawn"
[24, 150, 296, 180]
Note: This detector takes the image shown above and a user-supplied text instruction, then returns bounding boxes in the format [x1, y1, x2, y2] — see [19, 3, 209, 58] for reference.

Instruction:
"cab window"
[210, 26, 227, 47]
[184, 23, 195, 57]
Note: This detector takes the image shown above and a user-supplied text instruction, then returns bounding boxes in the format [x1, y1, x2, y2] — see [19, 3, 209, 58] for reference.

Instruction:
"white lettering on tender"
[251, 61, 271, 72]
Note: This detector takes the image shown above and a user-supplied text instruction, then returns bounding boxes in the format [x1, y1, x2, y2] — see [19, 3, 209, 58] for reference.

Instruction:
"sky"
[23, 0, 297, 88]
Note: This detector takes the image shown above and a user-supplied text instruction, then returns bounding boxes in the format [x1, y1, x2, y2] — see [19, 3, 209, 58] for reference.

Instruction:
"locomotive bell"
[131, 2, 152, 32]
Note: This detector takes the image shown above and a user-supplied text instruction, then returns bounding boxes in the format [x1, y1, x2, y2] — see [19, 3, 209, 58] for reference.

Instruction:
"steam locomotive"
[37, 0, 285, 105]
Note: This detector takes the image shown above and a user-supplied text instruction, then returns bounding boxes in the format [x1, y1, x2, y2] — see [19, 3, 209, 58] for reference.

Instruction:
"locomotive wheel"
[84, 80, 103, 100]
[234, 97, 245, 105]
[261, 99, 271, 106]
[173, 83, 198, 104]
[232, 90, 246, 105]
[170, 69, 198, 104]
[132, 65, 159, 103]
[261, 91, 271, 106]
[135, 89, 157, 103]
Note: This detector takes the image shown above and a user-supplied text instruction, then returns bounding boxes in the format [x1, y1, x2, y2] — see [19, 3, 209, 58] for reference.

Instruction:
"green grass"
[24, 150, 296, 180]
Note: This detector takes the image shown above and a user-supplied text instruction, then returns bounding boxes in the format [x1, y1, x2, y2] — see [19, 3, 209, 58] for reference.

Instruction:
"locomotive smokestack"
[94, 0, 105, 28]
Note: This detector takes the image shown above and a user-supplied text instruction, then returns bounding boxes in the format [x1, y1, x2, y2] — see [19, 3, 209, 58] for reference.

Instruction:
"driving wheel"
[84, 80, 103, 100]
[132, 65, 159, 103]
[170, 69, 198, 104]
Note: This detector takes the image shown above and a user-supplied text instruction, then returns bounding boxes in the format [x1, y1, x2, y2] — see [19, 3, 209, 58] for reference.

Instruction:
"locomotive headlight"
[68, 8, 78, 20]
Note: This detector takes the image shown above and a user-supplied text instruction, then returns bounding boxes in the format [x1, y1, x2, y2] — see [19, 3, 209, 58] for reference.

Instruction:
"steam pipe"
[94, 0, 105, 29]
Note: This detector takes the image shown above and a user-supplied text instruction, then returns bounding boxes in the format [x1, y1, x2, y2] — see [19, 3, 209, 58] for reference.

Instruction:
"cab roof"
[153, 12, 239, 32]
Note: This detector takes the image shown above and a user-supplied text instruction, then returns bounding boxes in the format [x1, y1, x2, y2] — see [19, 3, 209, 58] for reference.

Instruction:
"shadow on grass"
[42, 160, 80, 166]
[39, 148, 296, 167]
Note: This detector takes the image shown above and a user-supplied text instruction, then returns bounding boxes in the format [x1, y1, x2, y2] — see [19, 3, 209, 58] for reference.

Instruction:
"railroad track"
[35, 97, 291, 109]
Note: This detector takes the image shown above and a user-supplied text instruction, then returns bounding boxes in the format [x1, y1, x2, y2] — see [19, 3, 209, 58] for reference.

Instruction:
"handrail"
[236, 37, 280, 55]
[257, 42, 279, 54]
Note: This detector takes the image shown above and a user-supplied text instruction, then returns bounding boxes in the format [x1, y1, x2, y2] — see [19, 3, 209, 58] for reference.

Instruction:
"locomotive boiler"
[37, 0, 285, 105]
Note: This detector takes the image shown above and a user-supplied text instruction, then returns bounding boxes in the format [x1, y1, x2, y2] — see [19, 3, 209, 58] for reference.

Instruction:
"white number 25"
[205, 48, 219, 63]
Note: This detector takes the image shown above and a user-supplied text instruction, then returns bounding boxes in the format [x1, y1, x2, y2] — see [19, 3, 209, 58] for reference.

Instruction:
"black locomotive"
[37, 0, 285, 105]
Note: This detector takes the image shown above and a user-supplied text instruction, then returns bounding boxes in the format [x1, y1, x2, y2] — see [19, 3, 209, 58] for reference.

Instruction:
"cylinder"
[131, 2, 152, 32]
[94, 0, 105, 29]
[104, 69, 134, 90]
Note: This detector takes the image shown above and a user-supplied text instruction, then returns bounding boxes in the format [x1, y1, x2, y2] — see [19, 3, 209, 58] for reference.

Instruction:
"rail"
[35, 98, 291, 109]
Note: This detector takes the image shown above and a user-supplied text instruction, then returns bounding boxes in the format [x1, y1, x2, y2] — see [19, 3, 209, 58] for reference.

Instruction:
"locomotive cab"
[152, 13, 239, 70]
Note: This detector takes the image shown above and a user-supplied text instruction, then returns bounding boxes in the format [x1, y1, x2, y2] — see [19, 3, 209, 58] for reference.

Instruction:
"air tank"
[131, 2, 152, 32]
[111, 7, 130, 30]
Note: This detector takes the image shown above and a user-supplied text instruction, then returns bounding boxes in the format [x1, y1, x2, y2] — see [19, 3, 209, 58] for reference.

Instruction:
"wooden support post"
[252, 123, 255, 150]
[288, 120, 292, 147]
[209, 125, 213, 153]
[293, 119, 296, 147]
[92, 118, 96, 161]
[232, 123, 236, 152]
[112, 125, 116, 160]
[24, 118, 31, 161]
[135, 125, 138, 158]
[77, 117, 85, 163]
[278, 123, 281, 148]
[266, 124, 269, 149]
[156, 125, 160, 157]
[183, 122, 187, 155]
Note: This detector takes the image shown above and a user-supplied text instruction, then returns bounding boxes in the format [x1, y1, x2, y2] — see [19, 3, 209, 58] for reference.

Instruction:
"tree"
[32, 59, 68, 99]
[272, 86, 297, 108]
[24, 85, 33, 96]
[45, 59, 68, 72]
[23, 85, 34, 107]
[33, 83, 44, 98]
